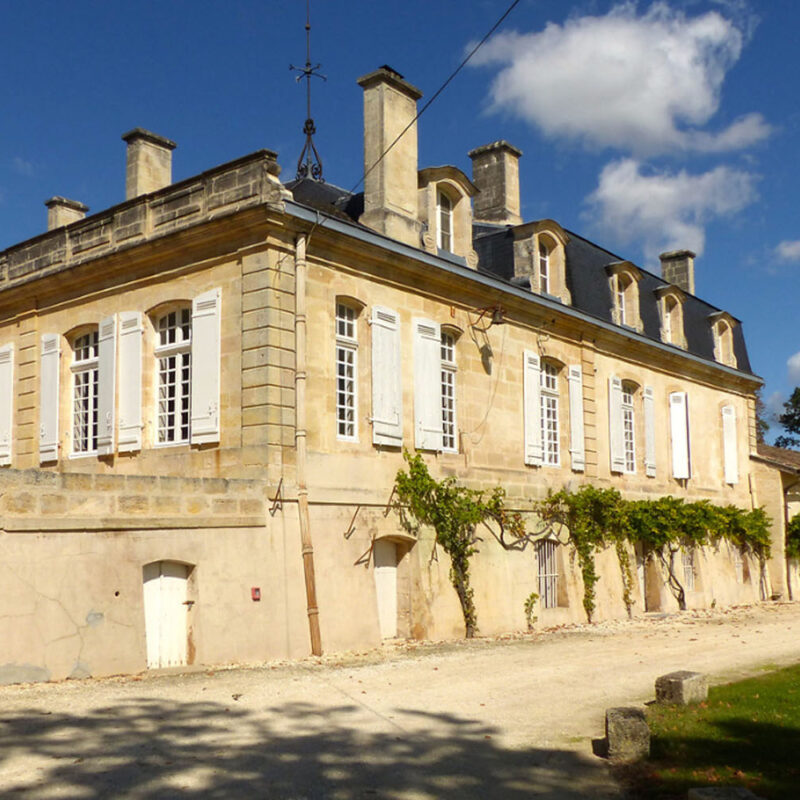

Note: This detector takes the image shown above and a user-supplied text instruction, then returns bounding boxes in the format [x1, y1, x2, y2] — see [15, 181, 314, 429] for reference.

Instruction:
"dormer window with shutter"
[709, 311, 738, 368]
[606, 261, 642, 331]
[654, 285, 687, 348]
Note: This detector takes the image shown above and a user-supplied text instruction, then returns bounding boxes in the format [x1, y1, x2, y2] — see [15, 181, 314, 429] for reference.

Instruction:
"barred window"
[540, 361, 560, 466]
[537, 539, 559, 609]
[336, 303, 358, 440]
[682, 548, 695, 592]
[622, 383, 636, 473]
[71, 330, 99, 454]
[617, 276, 628, 326]
[155, 308, 192, 444]
[538, 241, 550, 295]
[441, 331, 457, 452]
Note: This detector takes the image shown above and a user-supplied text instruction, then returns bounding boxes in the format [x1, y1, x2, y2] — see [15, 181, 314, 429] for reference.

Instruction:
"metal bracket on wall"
[268, 478, 284, 517]
[354, 535, 375, 568]
[343, 505, 361, 539]
[382, 486, 397, 517]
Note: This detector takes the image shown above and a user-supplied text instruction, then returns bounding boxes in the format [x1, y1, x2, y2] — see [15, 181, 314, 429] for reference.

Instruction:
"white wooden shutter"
[118, 311, 143, 452]
[39, 334, 60, 463]
[722, 404, 738, 485]
[643, 385, 656, 478]
[191, 288, 221, 445]
[523, 350, 543, 466]
[0, 344, 14, 466]
[96, 315, 117, 455]
[609, 375, 625, 473]
[669, 391, 690, 479]
[567, 364, 585, 472]
[413, 318, 442, 451]
[370, 306, 403, 446]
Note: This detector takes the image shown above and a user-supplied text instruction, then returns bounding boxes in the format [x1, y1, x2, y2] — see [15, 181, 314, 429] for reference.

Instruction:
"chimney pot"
[469, 140, 523, 226]
[45, 196, 88, 231]
[659, 249, 696, 295]
[121, 128, 177, 200]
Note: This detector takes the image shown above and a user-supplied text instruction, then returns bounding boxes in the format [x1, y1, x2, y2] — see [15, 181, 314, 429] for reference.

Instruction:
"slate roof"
[754, 443, 800, 472]
[287, 180, 754, 377]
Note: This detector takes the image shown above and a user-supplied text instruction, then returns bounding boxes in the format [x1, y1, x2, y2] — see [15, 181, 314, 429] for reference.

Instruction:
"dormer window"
[606, 261, 643, 331]
[437, 191, 452, 252]
[709, 312, 737, 368]
[538, 241, 550, 295]
[511, 221, 571, 305]
[655, 285, 686, 348]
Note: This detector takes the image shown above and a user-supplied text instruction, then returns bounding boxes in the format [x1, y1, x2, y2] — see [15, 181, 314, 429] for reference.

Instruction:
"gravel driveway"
[2, 603, 800, 799]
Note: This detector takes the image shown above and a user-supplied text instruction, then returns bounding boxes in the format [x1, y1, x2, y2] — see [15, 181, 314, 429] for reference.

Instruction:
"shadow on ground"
[0, 698, 617, 798]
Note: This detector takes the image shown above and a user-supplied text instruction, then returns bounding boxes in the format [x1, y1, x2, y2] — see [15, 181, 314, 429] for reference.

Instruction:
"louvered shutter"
[118, 311, 143, 452]
[370, 306, 403, 446]
[609, 375, 625, 473]
[0, 344, 14, 465]
[39, 334, 60, 463]
[96, 315, 117, 455]
[567, 364, 585, 472]
[413, 319, 442, 451]
[524, 350, 543, 466]
[191, 288, 221, 445]
[643, 385, 656, 477]
[722, 404, 738, 485]
[669, 391, 690, 479]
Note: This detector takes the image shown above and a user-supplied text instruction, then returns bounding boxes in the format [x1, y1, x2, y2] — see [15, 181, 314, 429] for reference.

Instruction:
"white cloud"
[775, 241, 800, 263]
[788, 352, 800, 384]
[471, 2, 770, 155]
[11, 157, 34, 176]
[765, 390, 785, 421]
[585, 158, 757, 262]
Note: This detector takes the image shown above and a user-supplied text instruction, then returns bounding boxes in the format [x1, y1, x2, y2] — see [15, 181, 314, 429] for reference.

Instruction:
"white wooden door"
[143, 561, 189, 668]
[373, 540, 398, 639]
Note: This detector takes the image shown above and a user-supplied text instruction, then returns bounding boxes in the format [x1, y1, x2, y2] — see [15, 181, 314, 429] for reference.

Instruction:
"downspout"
[295, 233, 322, 655]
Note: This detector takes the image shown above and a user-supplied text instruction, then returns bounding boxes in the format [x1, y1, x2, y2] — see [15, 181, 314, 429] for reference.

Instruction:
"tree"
[775, 387, 800, 449]
[755, 388, 770, 443]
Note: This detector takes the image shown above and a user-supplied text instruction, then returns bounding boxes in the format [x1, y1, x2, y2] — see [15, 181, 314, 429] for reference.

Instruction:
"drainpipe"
[295, 233, 322, 655]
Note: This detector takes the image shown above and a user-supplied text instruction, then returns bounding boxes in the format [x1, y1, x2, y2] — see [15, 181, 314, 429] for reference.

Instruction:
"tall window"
[71, 330, 99, 454]
[336, 303, 358, 440]
[441, 331, 457, 451]
[616, 276, 629, 326]
[538, 241, 550, 295]
[682, 547, 695, 592]
[663, 296, 674, 342]
[537, 539, 559, 609]
[540, 361, 560, 466]
[155, 308, 192, 444]
[622, 383, 636, 473]
[436, 191, 452, 252]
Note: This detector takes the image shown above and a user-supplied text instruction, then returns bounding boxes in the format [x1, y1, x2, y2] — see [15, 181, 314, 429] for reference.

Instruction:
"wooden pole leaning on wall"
[295, 233, 322, 655]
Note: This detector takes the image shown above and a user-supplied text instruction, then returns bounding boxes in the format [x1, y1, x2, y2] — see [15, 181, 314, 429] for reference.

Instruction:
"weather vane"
[290, 0, 325, 181]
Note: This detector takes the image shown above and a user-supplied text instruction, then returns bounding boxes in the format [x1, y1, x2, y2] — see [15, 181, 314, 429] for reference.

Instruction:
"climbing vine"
[536, 487, 771, 621]
[393, 451, 525, 638]
[785, 514, 800, 560]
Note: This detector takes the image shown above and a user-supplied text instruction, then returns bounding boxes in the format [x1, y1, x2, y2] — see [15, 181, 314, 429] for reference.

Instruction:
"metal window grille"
[540, 361, 559, 466]
[437, 192, 452, 252]
[155, 308, 192, 444]
[537, 539, 559, 609]
[72, 330, 99, 453]
[734, 547, 744, 584]
[441, 332, 457, 451]
[336, 303, 357, 440]
[538, 243, 549, 294]
[622, 385, 636, 473]
[682, 548, 695, 592]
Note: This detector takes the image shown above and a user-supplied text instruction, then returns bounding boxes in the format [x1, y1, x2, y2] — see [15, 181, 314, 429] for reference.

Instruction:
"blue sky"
[1, 1, 797, 438]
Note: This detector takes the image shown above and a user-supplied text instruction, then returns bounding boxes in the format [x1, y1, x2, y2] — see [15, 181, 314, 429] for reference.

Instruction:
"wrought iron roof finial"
[290, 0, 325, 181]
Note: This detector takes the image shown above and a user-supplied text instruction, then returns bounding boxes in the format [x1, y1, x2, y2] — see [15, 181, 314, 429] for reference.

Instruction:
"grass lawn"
[617, 663, 800, 799]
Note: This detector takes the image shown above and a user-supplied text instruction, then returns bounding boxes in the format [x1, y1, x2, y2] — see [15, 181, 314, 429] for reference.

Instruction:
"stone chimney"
[468, 141, 522, 225]
[659, 249, 696, 295]
[121, 128, 177, 200]
[45, 196, 88, 230]
[357, 66, 422, 247]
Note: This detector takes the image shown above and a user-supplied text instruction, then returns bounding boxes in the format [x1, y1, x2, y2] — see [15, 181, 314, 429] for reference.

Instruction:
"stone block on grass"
[655, 670, 708, 705]
[605, 706, 650, 761]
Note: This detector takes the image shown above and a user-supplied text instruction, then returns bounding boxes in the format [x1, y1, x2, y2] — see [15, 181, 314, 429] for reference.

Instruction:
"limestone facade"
[0, 66, 783, 684]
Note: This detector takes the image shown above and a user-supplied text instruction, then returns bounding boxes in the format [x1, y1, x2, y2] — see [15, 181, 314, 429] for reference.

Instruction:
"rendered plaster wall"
[0, 515, 309, 685]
